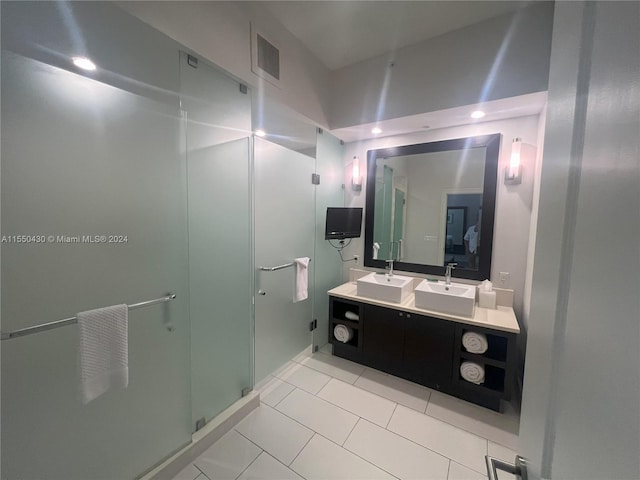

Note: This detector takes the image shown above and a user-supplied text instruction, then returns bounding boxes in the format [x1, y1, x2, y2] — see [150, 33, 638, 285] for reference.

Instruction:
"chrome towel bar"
[0, 293, 177, 341]
[259, 258, 311, 272]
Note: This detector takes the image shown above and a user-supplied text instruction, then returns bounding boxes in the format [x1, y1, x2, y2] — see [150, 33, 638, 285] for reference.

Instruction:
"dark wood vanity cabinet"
[363, 304, 456, 390]
[329, 295, 517, 412]
[335, 302, 456, 391]
[402, 310, 456, 390]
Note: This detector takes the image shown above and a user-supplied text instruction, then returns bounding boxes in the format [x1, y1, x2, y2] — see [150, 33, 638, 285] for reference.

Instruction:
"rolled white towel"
[462, 331, 488, 354]
[460, 361, 485, 385]
[334, 324, 353, 343]
[345, 311, 359, 321]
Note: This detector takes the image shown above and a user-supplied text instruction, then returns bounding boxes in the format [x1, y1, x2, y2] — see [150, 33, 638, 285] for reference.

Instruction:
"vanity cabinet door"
[362, 304, 405, 374]
[403, 314, 455, 390]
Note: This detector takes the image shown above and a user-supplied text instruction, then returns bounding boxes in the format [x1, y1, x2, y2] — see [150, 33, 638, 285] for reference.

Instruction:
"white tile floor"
[173, 349, 520, 480]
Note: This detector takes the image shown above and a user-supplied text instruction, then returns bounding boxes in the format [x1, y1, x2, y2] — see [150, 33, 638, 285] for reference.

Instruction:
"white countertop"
[328, 281, 520, 334]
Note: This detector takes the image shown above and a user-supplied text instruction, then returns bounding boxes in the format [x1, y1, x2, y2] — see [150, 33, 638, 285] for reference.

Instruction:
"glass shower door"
[254, 138, 315, 383]
[1, 51, 191, 480]
[180, 53, 253, 426]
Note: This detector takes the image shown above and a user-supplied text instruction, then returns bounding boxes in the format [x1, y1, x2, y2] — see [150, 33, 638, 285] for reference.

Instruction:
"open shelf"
[331, 299, 361, 323]
[461, 329, 508, 362]
[457, 364, 505, 394]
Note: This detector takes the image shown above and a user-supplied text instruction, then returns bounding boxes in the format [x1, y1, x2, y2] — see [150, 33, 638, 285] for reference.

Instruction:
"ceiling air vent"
[251, 24, 281, 88]
[257, 34, 280, 80]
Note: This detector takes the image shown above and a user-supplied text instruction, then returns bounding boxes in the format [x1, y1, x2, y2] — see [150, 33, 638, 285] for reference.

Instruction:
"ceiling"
[252, 1, 531, 70]
[249, 1, 546, 145]
[331, 91, 548, 143]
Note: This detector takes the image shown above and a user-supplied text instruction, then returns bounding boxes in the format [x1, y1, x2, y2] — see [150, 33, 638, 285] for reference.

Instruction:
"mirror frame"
[363, 134, 501, 281]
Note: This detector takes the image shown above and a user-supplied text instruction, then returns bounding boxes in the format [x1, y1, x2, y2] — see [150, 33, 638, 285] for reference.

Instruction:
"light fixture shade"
[352, 156, 362, 191]
[505, 138, 523, 185]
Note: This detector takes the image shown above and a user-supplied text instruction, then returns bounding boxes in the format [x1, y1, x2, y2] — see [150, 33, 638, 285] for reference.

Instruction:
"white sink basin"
[356, 272, 413, 304]
[414, 280, 476, 317]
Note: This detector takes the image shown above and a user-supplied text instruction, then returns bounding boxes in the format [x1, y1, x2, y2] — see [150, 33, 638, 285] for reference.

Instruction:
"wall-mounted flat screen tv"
[325, 207, 363, 240]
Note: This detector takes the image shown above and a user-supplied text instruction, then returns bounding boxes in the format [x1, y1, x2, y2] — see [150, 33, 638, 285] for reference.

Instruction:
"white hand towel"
[460, 361, 485, 385]
[373, 242, 380, 260]
[78, 304, 129, 404]
[294, 257, 310, 302]
[462, 331, 489, 354]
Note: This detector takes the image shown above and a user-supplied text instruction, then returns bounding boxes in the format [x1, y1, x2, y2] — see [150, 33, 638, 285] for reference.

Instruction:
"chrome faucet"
[445, 263, 457, 285]
[385, 259, 394, 276]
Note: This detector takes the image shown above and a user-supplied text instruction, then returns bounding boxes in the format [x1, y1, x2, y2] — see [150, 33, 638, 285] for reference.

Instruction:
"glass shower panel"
[254, 138, 315, 383]
[313, 130, 345, 349]
[179, 53, 253, 426]
[1, 52, 190, 480]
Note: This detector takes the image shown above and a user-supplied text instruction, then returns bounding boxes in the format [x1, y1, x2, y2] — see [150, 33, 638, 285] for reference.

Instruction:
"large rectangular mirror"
[364, 134, 500, 281]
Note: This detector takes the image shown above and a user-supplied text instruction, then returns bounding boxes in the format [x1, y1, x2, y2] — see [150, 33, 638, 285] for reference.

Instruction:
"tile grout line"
[341, 416, 362, 447]
[287, 431, 316, 469]
[423, 391, 432, 414]
[271, 382, 297, 409]
[414, 401, 518, 450]
[313, 377, 399, 424]
[231, 449, 263, 480]
[385, 403, 399, 429]
[340, 368, 434, 411]
[381, 412, 487, 476]
[272, 390, 361, 440]
[445, 459, 452, 480]
[229, 429, 266, 458]
[276, 368, 332, 397]
[317, 429, 402, 480]
[261, 449, 310, 480]
[298, 355, 366, 385]
[193, 463, 205, 477]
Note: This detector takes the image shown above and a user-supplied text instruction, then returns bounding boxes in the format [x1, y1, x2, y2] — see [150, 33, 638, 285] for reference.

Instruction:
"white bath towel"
[78, 304, 129, 404]
[294, 257, 310, 302]
[462, 331, 489, 354]
[334, 324, 353, 343]
[460, 361, 485, 385]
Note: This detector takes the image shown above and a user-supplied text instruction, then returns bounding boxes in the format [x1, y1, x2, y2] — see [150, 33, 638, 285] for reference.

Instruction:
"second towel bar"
[259, 259, 311, 272]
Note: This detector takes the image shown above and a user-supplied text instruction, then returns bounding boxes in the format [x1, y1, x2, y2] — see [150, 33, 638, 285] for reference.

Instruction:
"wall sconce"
[505, 138, 523, 185]
[352, 156, 362, 191]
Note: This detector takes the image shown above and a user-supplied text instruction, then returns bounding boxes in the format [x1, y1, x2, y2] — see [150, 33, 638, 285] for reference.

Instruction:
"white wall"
[519, 2, 640, 479]
[341, 114, 541, 319]
[118, 1, 332, 128]
[329, 3, 553, 129]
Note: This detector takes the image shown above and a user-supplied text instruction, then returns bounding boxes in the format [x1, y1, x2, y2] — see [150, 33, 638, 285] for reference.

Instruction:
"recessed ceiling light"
[72, 56, 96, 71]
[255, 129, 266, 137]
[470, 110, 486, 119]
[371, 127, 382, 134]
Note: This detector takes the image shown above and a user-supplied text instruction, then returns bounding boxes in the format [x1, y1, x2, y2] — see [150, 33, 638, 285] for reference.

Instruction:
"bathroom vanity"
[328, 280, 520, 412]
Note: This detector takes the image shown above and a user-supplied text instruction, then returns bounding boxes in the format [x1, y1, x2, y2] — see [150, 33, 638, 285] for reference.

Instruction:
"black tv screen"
[325, 207, 363, 240]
